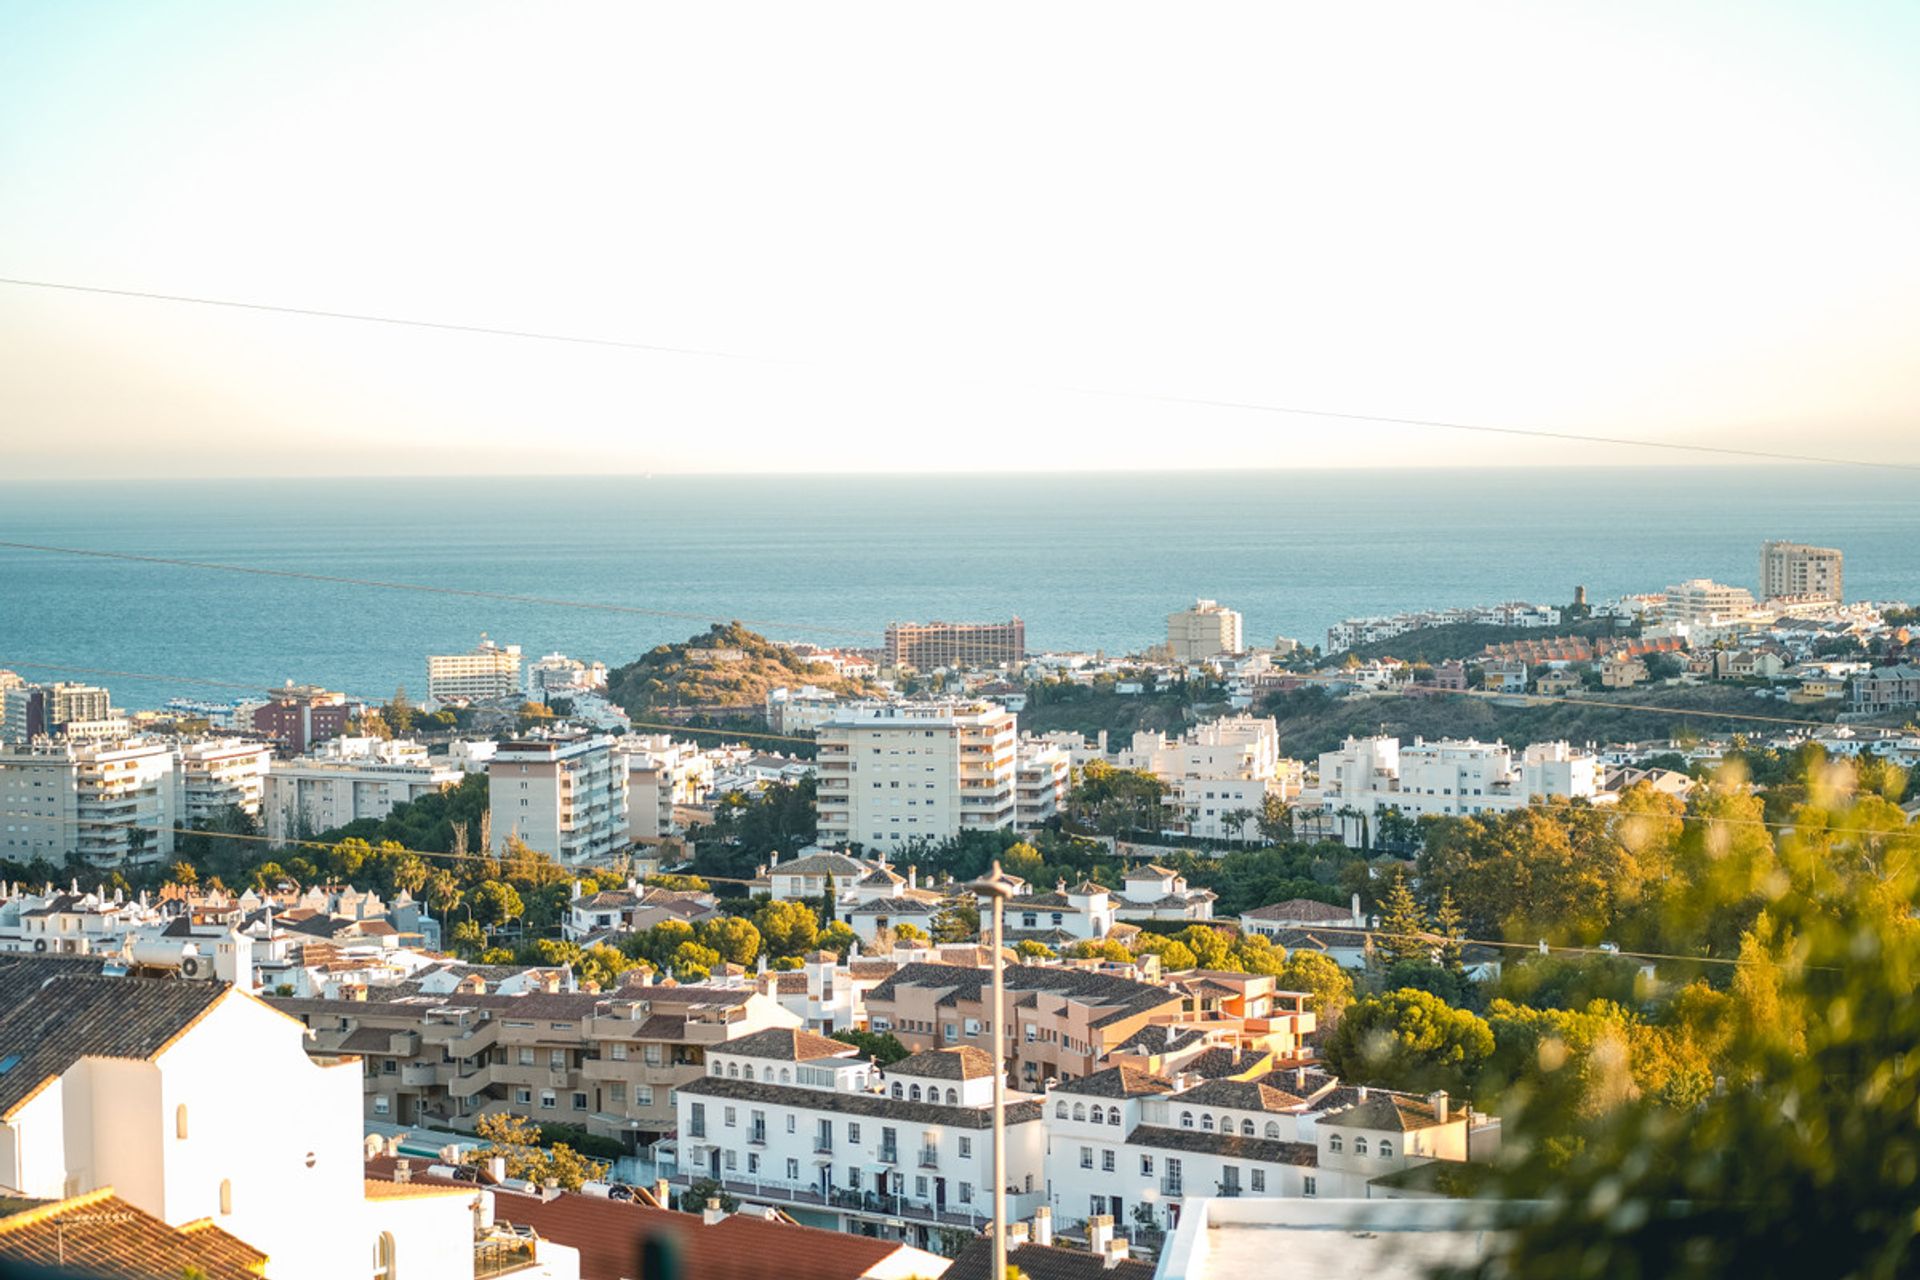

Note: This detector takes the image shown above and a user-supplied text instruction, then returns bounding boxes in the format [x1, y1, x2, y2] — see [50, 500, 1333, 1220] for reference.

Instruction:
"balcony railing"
[474, 1231, 539, 1279]
[1160, 1177, 1183, 1197]
[917, 1149, 939, 1169]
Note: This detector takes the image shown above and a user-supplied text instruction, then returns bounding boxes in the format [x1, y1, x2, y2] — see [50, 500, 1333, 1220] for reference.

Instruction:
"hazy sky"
[3, 1, 1917, 477]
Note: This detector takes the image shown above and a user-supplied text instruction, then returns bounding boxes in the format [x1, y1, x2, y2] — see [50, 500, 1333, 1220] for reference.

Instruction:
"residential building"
[1662, 579, 1758, 627]
[987, 879, 1118, 946]
[283, 978, 800, 1147]
[1114, 715, 1286, 841]
[526, 651, 608, 697]
[173, 738, 273, 824]
[674, 1032, 1047, 1248]
[944, 1228, 1151, 1280]
[1155, 1198, 1505, 1280]
[0, 737, 178, 866]
[767, 686, 850, 735]
[262, 738, 462, 847]
[0, 1187, 269, 1279]
[0, 682, 114, 743]
[884, 620, 1026, 671]
[1113, 865, 1215, 922]
[617, 734, 714, 838]
[1166, 600, 1244, 663]
[815, 701, 1017, 850]
[1315, 736, 1605, 846]
[563, 880, 721, 943]
[1238, 898, 1370, 968]
[428, 634, 524, 703]
[250, 684, 352, 755]
[1851, 664, 1920, 716]
[491, 733, 629, 863]
[863, 963, 1183, 1087]
[1015, 741, 1071, 831]
[1761, 540, 1844, 603]
[0, 956, 553, 1280]
[0, 882, 171, 956]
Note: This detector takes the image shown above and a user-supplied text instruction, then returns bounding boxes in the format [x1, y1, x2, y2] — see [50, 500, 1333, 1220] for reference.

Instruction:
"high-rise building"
[250, 684, 353, 755]
[428, 634, 524, 703]
[1760, 540, 1844, 602]
[490, 732, 629, 863]
[883, 619, 1024, 670]
[0, 737, 178, 865]
[814, 700, 1017, 849]
[0, 682, 114, 743]
[1166, 599, 1245, 662]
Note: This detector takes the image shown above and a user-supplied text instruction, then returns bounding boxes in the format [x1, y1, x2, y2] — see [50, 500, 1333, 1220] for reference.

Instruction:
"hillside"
[1263, 683, 1838, 758]
[605, 623, 885, 717]
[1319, 619, 1633, 667]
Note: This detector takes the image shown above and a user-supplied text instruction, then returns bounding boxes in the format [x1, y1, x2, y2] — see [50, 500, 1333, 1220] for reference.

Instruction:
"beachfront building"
[1662, 579, 1759, 628]
[0, 682, 114, 743]
[884, 619, 1026, 671]
[427, 634, 524, 703]
[1166, 600, 1244, 663]
[1760, 540, 1844, 603]
[815, 701, 1017, 850]
[0, 737, 178, 866]
[491, 732, 629, 863]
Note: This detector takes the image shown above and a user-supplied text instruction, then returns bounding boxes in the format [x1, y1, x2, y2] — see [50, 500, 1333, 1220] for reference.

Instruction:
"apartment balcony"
[916, 1149, 939, 1169]
[813, 1140, 834, 1156]
[878, 1147, 900, 1166]
[662, 1173, 1035, 1231]
[400, 1063, 439, 1087]
[1160, 1177, 1184, 1197]
[450, 1065, 495, 1099]
[748, 1126, 768, 1146]
[474, 1228, 541, 1279]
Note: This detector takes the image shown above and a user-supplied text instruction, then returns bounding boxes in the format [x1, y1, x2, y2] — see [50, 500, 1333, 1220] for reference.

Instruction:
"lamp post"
[974, 859, 1018, 1280]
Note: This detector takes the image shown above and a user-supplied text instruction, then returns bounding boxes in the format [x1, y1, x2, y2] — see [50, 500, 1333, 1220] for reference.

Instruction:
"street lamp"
[973, 859, 1019, 1280]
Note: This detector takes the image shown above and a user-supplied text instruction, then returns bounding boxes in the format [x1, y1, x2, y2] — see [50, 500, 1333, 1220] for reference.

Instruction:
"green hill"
[605, 623, 883, 717]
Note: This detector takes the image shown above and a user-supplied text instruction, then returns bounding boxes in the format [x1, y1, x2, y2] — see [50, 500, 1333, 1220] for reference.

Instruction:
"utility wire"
[4, 274, 1916, 472]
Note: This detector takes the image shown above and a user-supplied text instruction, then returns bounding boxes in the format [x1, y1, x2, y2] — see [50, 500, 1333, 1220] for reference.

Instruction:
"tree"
[1256, 793, 1294, 846]
[831, 1029, 910, 1065]
[698, 916, 763, 968]
[1375, 871, 1430, 969]
[168, 861, 199, 888]
[1321, 987, 1492, 1096]
[1067, 938, 1133, 963]
[671, 941, 721, 980]
[386, 686, 416, 733]
[389, 853, 428, 898]
[892, 921, 927, 943]
[1274, 950, 1354, 1024]
[1433, 886, 1465, 974]
[464, 1113, 608, 1192]
[426, 870, 463, 922]
[754, 899, 820, 957]
[932, 901, 981, 943]
[470, 880, 525, 931]
[450, 920, 486, 958]
[1134, 935, 1197, 971]
[1014, 940, 1056, 959]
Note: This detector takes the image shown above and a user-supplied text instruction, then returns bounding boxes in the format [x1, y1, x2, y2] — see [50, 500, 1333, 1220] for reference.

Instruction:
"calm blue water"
[0, 469, 1913, 708]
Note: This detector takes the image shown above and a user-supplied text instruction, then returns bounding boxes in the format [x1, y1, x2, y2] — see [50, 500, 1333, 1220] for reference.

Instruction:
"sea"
[0, 468, 1913, 709]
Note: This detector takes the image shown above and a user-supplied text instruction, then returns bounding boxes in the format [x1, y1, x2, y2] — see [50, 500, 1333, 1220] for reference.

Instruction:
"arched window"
[781, 1069, 791, 1084]
[909, 1085, 922, 1102]
[946, 1089, 958, 1105]
[1264, 1122, 1280, 1139]
[1180, 1111, 1194, 1129]
[219, 1179, 233, 1215]
[1378, 1140, 1393, 1159]
[892, 1082, 904, 1099]
[727, 1062, 739, 1078]
[1108, 1107, 1121, 1126]
[1072, 1103, 1085, 1122]
[374, 1230, 397, 1280]
[1328, 1133, 1342, 1152]
[1354, 1137, 1368, 1156]
[1055, 1102, 1069, 1118]
[1201, 1114, 1214, 1131]
[711, 1061, 722, 1075]
[175, 1105, 189, 1140]
[1240, 1119, 1254, 1137]
[743, 1065, 755, 1082]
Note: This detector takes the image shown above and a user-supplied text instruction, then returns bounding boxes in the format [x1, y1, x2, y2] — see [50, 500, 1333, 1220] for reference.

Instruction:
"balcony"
[748, 1126, 768, 1146]
[814, 1140, 834, 1155]
[474, 1229, 540, 1279]
[878, 1147, 899, 1166]
[663, 1173, 1037, 1230]
[1160, 1177, 1183, 1197]
[917, 1149, 939, 1169]
[450, 1065, 495, 1099]
[400, 1063, 439, 1088]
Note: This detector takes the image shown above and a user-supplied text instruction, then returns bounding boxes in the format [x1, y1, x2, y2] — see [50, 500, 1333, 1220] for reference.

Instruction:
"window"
[572, 1092, 589, 1111]
[1379, 1140, 1393, 1159]
[848, 1123, 861, 1143]
[725, 1106, 737, 1127]
[1072, 1103, 1085, 1121]
[724, 1150, 737, 1170]
[515, 1088, 532, 1105]
[1354, 1137, 1368, 1155]
[373, 1230, 396, 1280]
[1101, 1150, 1115, 1172]
[519, 1048, 536, 1066]
[893, 1082, 904, 1099]
[909, 1085, 922, 1101]
[1180, 1110, 1194, 1129]
[1241, 1119, 1255, 1137]
[1140, 1155, 1154, 1175]
[373, 1096, 390, 1116]
[786, 1115, 797, 1133]
[1328, 1133, 1342, 1152]
[175, 1105, 188, 1140]
[636, 1086, 654, 1107]
[728, 1062, 739, 1078]
[747, 1154, 759, 1174]
[540, 1091, 556, 1109]
[1201, 1114, 1214, 1131]
[1055, 1102, 1069, 1118]
[1250, 1169, 1266, 1192]
[1108, 1107, 1121, 1126]
[611, 1043, 628, 1061]
[959, 1137, 972, 1158]
[1303, 1176, 1317, 1196]
[915, 1176, 928, 1197]
[946, 1089, 958, 1105]
[1265, 1121, 1280, 1139]
[744, 1065, 755, 1082]
[959, 1182, 973, 1203]
[1079, 1146, 1093, 1169]
[690, 1103, 706, 1137]
[787, 1159, 799, 1180]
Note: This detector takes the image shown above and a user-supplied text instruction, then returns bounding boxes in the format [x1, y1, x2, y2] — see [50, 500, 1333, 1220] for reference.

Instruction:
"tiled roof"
[770, 853, 872, 878]
[1326, 1092, 1451, 1132]
[865, 963, 1178, 1029]
[679, 1075, 1045, 1129]
[1171, 1078, 1306, 1113]
[1112, 1024, 1205, 1056]
[0, 1189, 267, 1280]
[1179, 1047, 1258, 1079]
[719, 1027, 854, 1062]
[1050, 1066, 1171, 1098]
[1125, 1123, 1320, 1166]
[944, 1238, 1154, 1280]
[336, 1026, 399, 1054]
[889, 1046, 995, 1081]
[1240, 898, 1353, 924]
[0, 971, 229, 1116]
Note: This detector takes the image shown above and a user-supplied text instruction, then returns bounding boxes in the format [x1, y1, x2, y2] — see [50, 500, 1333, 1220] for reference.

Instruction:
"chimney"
[488, 1156, 507, 1183]
[1429, 1090, 1450, 1123]
[1087, 1214, 1114, 1256]
[1294, 1067, 1306, 1091]
[395, 1159, 412, 1183]
[703, 1196, 726, 1226]
[909, 866, 918, 891]
[1350, 892, 1362, 925]
[1006, 1223, 1031, 1248]
[1104, 1239, 1131, 1269]
[654, 1178, 671, 1208]
[1357, 1086, 1369, 1101]
[1031, 1205, 1053, 1247]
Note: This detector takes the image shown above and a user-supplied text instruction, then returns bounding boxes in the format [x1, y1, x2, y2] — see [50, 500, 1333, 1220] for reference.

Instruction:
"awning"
[865, 1162, 894, 1176]
[812, 1155, 835, 1165]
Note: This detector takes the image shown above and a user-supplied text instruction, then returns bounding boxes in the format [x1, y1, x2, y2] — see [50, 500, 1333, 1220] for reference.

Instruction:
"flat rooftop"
[1155, 1198, 1510, 1280]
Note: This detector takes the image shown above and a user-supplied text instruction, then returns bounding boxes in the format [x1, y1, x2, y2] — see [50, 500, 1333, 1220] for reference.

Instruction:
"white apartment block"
[1167, 600, 1244, 663]
[617, 734, 714, 839]
[1315, 736, 1604, 847]
[490, 733, 629, 863]
[674, 1030, 1048, 1243]
[1325, 603, 1561, 654]
[262, 739, 462, 848]
[173, 738, 273, 825]
[1115, 715, 1286, 841]
[1015, 742, 1071, 831]
[1, 682, 114, 743]
[1662, 579, 1759, 627]
[1114, 865, 1215, 922]
[766, 686, 849, 735]
[1760, 540, 1844, 602]
[0, 737, 178, 866]
[815, 701, 1017, 850]
[525, 650, 607, 696]
[426, 634, 523, 704]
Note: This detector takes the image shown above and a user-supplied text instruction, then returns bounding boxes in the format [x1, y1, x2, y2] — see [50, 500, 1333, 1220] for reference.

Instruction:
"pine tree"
[1434, 886, 1465, 973]
[1377, 871, 1430, 969]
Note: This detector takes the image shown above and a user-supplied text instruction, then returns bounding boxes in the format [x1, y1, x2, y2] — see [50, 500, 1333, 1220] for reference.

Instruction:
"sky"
[1, 1, 1917, 478]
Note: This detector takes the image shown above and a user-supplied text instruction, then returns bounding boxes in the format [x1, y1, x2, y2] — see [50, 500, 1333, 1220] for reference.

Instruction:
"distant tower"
[1567, 585, 1591, 621]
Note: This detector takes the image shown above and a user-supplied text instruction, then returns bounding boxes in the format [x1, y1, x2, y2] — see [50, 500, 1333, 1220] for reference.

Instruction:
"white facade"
[1115, 715, 1283, 841]
[1167, 600, 1244, 663]
[1015, 742, 1071, 831]
[815, 701, 1017, 850]
[766, 686, 849, 735]
[490, 733, 629, 863]
[1114, 866, 1214, 922]
[0, 737, 178, 866]
[427, 635, 523, 703]
[1315, 736, 1605, 847]
[174, 738, 273, 825]
[1662, 578, 1759, 627]
[1760, 540, 1844, 602]
[262, 741, 462, 848]
[618, 735, 714, 839]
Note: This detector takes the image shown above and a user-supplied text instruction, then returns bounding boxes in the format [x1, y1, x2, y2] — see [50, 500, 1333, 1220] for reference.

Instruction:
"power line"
[4, 274, 1916, 472]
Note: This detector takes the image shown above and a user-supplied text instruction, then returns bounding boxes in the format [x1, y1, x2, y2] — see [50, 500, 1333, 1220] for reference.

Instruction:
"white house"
[982, 880, 1117, 945]
[1114, 866, 1215, 923]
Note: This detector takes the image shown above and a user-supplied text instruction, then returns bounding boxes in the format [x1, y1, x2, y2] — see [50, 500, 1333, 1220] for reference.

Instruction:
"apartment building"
[284, 979, 800, 1149]
[249, 684, 352, 755]
[864, 963, 1184, 1087]
[617, 734, 714, 839]
[766, 686, 850, 735]
[427, 634, 524, 703]
[1851, 664, 1920, 715]
[1015, 741, 1071, 831]
[0, 737, 178, 866]
[674, 1032, 1047, 1247]
[1115, 715, 1286, 841]
[1761, 540, 1844, 602]
[173, 738, 273, 824]
[491, 733, 629, 863]
[1166, 600, 1244, 663]
[884, 619, 1026, 671]
[0, 682, 114, 743]
[1315, 735, 1605, 847]
[815, 701, 1017, 850]
[1662, 578, 1759, 627]
[262, 738, 462, 846]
